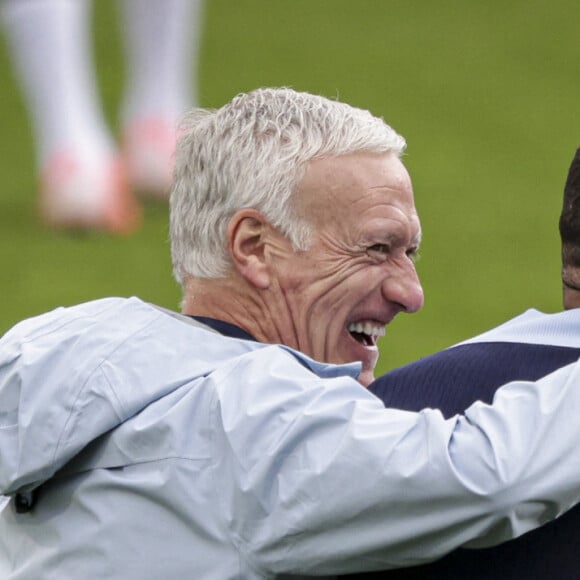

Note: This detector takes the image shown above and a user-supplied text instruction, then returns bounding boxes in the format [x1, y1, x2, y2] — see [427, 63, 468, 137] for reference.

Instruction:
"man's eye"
[407, 248, 420, 263]
[368, 244, 390, 255]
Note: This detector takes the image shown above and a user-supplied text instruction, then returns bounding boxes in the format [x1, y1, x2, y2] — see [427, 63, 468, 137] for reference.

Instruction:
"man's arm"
[339, 338, 580, 580]
[211, 348, 580, 576]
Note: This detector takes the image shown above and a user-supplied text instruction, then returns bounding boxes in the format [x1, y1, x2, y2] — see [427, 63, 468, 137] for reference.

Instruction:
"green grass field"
[1, 0, 579, 374]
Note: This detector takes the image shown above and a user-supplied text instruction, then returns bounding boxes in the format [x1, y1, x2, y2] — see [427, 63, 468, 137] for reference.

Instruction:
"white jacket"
[1, 297, 580, 579]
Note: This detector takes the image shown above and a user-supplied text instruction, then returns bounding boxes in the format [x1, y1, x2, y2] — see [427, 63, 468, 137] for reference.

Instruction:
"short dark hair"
[559, 148, 580, 269]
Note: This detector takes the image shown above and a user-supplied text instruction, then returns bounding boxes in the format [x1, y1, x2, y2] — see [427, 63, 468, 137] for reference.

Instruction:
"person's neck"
[181, 276, 279, 345]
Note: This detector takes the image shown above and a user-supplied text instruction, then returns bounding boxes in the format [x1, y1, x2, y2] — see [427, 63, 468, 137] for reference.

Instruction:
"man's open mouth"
[347, 322, 385, 346]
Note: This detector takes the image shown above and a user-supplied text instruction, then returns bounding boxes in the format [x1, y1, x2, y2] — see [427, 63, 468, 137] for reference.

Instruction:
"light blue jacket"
[2, 297, 580, 579]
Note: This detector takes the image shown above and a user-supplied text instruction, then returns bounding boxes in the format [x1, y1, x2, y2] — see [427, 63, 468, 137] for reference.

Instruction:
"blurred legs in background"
[1, 0, 204, 233]
[120, 0, 201, 200]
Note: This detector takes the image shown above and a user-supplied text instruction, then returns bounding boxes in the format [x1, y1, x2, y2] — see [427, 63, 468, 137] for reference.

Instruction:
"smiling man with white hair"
[2, 89, 580, 579]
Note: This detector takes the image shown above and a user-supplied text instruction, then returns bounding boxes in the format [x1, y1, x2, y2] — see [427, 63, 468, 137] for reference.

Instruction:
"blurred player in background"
[1, 0, 204, 233]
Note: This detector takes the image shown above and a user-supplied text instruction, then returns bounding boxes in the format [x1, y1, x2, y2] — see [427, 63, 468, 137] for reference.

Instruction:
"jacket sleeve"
[208, 346, 580, 576]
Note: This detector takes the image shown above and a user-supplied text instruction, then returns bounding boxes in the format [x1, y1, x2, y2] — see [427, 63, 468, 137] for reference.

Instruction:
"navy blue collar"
[189, 316, 257, 342]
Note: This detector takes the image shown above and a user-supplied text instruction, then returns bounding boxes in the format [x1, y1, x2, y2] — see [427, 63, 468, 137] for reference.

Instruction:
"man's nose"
[382, 262, 424, 313]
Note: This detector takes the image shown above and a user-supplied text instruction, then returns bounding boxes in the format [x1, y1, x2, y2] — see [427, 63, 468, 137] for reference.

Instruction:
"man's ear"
[227, 209, 271, 289]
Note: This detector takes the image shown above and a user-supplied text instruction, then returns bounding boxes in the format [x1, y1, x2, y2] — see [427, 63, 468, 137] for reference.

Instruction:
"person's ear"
[563, 284, 580, 310]
[227, 209, 271, 289]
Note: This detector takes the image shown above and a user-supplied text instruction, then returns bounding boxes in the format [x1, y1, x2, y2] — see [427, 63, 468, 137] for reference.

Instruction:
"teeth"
[347, 322, 386, 337]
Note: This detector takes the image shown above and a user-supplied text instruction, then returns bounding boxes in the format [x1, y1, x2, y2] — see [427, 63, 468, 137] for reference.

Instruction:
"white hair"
[170, 87, 406, 284]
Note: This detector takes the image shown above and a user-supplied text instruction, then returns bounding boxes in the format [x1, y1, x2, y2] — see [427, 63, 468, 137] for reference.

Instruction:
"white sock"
[119, 0, 204, 127]
[1, 0, 115, 167]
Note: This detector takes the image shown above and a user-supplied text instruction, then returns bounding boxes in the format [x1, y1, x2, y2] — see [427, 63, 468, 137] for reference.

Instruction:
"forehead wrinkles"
[344, 183, 420, 238]
[348, 188, 414, 214]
